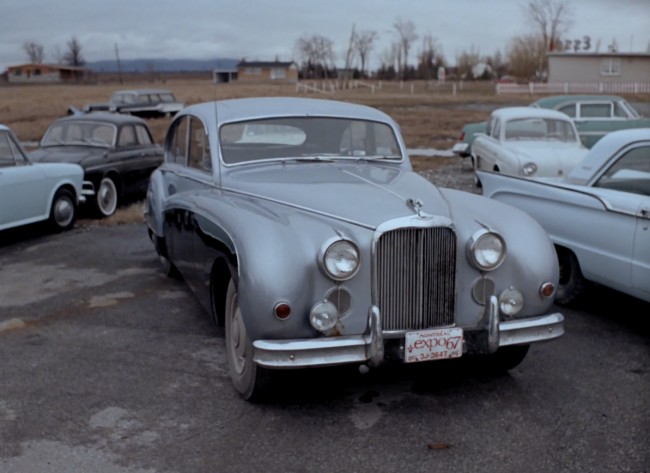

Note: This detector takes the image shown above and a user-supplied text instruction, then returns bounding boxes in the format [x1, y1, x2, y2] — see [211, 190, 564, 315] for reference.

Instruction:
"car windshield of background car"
[219, 117, 402, 164]
[504, 118, 577, 142]
[42, 122, 115, 148]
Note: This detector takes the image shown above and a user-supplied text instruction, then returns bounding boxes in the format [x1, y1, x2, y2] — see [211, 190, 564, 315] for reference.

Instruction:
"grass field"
[2, 78, 647, 225]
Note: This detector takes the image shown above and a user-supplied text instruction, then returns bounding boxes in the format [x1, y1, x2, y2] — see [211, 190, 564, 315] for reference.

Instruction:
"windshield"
[219, 117, 402, 164]
[504, 118, 578, 142]
[41, 121, 116, 147]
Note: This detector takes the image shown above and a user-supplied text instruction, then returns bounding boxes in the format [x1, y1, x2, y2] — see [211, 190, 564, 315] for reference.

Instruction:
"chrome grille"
[375, 226, 456, 331]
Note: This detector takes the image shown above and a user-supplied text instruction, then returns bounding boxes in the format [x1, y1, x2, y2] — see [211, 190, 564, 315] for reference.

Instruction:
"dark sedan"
[30, 112, 163, 217]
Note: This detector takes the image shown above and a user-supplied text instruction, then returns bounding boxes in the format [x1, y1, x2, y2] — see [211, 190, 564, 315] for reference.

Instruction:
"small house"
[236, 60, 298, 83]
[5, 63, 88, 83]
[547, 52, 650, 84]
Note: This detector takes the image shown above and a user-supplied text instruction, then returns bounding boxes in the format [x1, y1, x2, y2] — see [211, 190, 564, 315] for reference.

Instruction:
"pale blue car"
[0, 125, 84, 233]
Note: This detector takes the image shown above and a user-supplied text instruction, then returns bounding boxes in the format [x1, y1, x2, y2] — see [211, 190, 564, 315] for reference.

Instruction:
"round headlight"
[310, 300, 339, 332]
[321, 239, 360, 281]
[522, 162, 537, 176]
[468, 229, 506, 271]
[499, 287, 524, 317]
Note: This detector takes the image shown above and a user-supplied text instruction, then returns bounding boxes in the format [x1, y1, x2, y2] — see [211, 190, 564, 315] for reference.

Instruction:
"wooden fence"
[496, 82, 650, 95]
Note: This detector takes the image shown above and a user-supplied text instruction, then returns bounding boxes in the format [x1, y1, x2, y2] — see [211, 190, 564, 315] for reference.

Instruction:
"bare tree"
[455, 46, 481, 79]
[507, 34, 548, 80]
[392, 18, 418, 79]
[416, 34, 445, 80]
[23, 41, 45, 63]
[353, 30, 377, 77]
[295, 34, 335, 79]
[524, 0, 574, 51]
[63, 36, 85, 67]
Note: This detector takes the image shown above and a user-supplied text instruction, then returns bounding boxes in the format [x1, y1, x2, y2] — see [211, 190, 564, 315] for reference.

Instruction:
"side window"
[135, 125, 153, 145]
[168, 117, 188, 165]
[0, 133, 15, 166]
[594, 145, 650, 196]
[558, 103, 576, 118]
[492, 120, 501, 139]
[118, 125, 137, 147]
[579, 103, 611, 119]
[188, 117, 212, 172]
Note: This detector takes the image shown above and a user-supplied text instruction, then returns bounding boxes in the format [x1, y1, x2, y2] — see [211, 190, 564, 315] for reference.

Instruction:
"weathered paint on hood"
[224, 162, 452, 229]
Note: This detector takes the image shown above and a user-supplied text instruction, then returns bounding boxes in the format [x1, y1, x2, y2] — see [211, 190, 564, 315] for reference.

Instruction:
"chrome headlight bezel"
[522, 162, 538, 176]
[467, 229, 506, 271]
[319, 238, 360, 281]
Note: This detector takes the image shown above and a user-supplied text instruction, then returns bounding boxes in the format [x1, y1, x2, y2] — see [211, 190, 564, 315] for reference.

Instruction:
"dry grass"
[2, 78, 647, 225]
[0, 78, 536, 147]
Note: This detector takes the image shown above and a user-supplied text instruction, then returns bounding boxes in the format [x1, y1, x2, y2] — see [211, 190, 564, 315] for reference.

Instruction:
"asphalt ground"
[0, 222, 649, 473]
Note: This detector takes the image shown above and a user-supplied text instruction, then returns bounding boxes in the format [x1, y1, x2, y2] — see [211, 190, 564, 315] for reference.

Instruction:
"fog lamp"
[499, 287, 524, 317]
[309, 300, 339, 332]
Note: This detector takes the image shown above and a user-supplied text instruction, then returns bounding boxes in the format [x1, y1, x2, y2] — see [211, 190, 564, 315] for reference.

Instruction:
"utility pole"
[342, 23, 356, 88]
[115, 43, 123, 83]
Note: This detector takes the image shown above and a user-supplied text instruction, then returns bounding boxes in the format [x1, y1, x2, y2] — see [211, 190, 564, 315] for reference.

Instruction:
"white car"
[472, 107, 588, 184]
[0, 124, 84, 233]
[478, 128, 650, 305]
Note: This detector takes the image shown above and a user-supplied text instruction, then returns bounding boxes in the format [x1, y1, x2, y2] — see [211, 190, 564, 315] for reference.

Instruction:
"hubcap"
[98, 180, 117, 215]
[54, 198, 73, 226]
[229, 301, 247, 375]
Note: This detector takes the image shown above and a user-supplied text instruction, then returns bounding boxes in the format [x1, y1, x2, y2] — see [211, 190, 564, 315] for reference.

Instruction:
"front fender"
[190, 192, 376, 341]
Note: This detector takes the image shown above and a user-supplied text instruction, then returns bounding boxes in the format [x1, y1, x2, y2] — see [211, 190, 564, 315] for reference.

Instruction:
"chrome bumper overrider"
[253, 298, 564, 369]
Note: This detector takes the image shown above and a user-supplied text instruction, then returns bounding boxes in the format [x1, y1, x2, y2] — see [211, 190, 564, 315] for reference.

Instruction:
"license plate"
[404, 327, 464, 363]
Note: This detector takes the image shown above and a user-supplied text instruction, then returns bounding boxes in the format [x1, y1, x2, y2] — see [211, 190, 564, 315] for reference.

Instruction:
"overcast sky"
[1, 0, 649, 72]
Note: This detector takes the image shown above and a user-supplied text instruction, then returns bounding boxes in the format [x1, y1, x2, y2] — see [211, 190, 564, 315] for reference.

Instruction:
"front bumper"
[253, 297, 564, 369]
[82, 180, 95, 197]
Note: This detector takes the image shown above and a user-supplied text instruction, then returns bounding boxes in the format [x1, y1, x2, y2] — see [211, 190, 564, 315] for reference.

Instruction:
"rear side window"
[188, 117, 212, 173]
[558, 103, 576, 118]
[168, 117, 188, 165]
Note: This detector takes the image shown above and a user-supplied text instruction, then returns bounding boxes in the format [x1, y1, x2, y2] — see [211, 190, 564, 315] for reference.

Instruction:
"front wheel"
[95, 177, 118, 217]
[225, 278, 270, 401]
[49, 188, 76, 231]
[555, 248, 587, 305]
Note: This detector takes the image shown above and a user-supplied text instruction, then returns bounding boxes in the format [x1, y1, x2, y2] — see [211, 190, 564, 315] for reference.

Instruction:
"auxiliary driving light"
[309, 300, 339, 332]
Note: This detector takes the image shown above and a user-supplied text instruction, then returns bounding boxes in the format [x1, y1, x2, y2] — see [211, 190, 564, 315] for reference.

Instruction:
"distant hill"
[86, 58, 239, 73]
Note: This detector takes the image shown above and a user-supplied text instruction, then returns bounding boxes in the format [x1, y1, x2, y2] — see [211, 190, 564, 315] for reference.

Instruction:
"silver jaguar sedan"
[145, 97, 564, 401]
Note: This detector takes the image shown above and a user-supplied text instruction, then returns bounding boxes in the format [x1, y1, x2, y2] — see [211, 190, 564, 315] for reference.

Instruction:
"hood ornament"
[406, 197, 424, 217]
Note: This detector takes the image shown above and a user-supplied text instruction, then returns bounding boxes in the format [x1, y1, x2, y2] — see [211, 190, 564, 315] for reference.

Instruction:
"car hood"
[30, 146, 106, 166]
[506, 141, 587, 175]
[225, 162, 452, 229]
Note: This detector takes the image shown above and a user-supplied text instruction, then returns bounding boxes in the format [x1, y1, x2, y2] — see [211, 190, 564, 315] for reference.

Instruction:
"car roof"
[182, 97, 398, 125]
[490, 106, 572, 121]
[53, 111, 148, 125]
[566, 128, 650, 184]
[113, 89, 174, 95]
[532, 95, 625, 108]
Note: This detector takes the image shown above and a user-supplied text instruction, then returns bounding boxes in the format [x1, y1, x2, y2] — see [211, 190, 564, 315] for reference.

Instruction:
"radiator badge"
[406, 197, 424, 217]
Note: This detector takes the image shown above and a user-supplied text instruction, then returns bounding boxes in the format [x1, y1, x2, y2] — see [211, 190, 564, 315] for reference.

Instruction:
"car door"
[113, 124, 161, 195]
[633, 196, 650, 299]
[593, 141, 650, 299]
[568, 100, 621, 148]
[0, 132, 47, 228]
